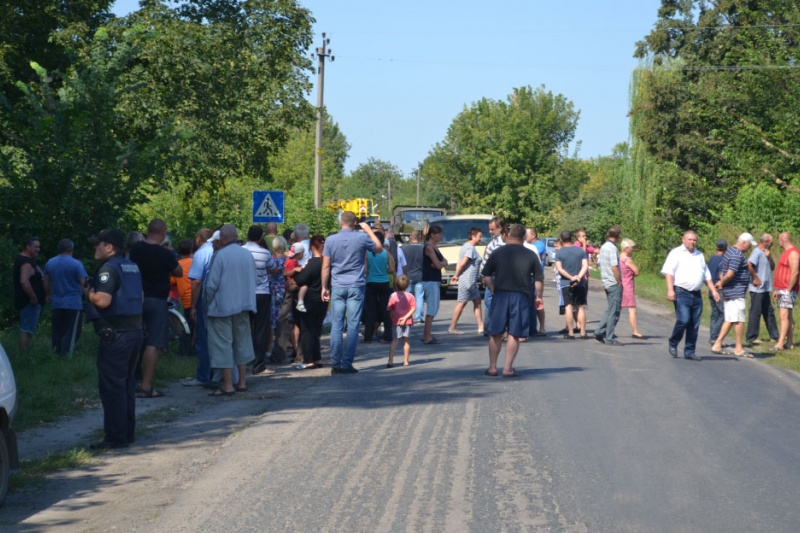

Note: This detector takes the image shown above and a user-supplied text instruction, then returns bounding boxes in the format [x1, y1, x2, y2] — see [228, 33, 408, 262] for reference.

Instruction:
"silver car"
[543, 237, 557, 266]
[0, 343, 19, 505]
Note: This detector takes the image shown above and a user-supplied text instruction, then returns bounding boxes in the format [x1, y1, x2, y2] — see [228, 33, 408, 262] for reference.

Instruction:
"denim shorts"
[421, 281, 440, 317]
[19, 303, 42, 334]
[488, 291, 530, 337]
[142, 297, 169, 348]
[394, 325, 411, 339]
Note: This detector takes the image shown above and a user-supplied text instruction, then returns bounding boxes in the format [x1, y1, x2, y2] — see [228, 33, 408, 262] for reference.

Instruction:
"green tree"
[421, 85, 580, 228]
[0, 26, 173, 252]
[0, 0, 112, 101]
[114, 0, 315, 193]
[633, 1, 800, 226]
[338, 158, 405, 218]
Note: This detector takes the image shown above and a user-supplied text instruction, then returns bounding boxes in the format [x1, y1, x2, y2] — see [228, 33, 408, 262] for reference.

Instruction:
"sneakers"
[296, 301, 307, 313]
[181, 378, 207, 387]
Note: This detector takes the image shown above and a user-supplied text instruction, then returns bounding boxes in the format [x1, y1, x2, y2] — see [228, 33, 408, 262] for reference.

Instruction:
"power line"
[321, 23, 800, 38]
[333, 54, 800, 72]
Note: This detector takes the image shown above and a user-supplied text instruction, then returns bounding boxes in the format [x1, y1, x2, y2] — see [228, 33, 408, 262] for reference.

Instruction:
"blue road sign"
[252, 190, 285, 223]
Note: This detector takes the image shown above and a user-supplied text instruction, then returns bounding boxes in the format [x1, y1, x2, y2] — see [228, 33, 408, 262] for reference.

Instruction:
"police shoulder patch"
[99, 272, 110, 284]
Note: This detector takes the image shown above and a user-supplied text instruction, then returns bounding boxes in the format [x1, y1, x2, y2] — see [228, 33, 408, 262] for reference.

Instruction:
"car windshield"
[433, 219, 491, 246]
[400, 209, 445, 223]
[545, 238, 556, 248]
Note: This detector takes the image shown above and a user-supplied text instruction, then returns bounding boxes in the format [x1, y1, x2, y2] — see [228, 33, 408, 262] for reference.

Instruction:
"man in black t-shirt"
[481, 224, 543, 377]
[13, 237, 44, 350]
[129, 219, 182, 398]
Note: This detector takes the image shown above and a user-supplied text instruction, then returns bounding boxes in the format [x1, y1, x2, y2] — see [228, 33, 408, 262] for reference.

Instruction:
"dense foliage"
[422, 85, 581, 229]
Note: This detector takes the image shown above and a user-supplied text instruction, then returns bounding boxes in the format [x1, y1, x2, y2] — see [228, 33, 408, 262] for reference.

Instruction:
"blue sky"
[112, 0, 663, 175]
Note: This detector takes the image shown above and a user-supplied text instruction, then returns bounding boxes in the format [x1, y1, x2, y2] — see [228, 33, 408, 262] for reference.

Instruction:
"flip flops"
[421, 337, 441, 345]
[733, 352, 754, 358]
[208, 388, 235, 397]
[136, 387, 164, 398]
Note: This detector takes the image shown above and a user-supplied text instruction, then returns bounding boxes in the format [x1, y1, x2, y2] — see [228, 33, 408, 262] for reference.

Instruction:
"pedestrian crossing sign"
[252, 190, 284, 223]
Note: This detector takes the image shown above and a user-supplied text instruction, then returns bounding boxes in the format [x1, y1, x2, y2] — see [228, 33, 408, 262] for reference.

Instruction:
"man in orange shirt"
[171, 239, 194, 356]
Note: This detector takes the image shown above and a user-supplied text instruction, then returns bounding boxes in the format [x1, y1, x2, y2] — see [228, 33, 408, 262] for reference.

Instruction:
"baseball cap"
[88, 229, 125, 249]
[287, 242, 305, 258]
[738, 232, 757, 246]
[207, 230, 221, 243]
[715, 239, 728, 251]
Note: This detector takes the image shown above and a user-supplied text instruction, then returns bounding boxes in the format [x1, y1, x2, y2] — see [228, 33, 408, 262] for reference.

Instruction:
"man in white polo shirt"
[661, 230, 721, 361]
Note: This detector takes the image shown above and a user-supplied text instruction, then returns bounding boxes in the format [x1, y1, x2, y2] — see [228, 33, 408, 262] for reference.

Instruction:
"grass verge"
[9, 448, 95, 491]
[1, 322, 196, 431]
[592, 269, 800, 372]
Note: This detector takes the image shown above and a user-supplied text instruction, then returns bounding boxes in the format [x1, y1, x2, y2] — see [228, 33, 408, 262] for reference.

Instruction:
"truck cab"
[391, 206, 446, 243]
[426, 214, 493, 295]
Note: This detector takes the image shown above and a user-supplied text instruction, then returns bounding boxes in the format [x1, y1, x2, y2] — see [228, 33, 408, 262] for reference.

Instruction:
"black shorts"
[560, 284, 587, 308]
[142, 297, 169, 348]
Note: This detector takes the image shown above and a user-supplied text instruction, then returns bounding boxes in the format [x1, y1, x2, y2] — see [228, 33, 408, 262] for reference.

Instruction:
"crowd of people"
[11, 214, 799, 448]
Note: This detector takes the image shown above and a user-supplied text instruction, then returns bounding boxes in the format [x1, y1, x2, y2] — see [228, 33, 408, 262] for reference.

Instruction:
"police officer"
[85, 229, 144, 450]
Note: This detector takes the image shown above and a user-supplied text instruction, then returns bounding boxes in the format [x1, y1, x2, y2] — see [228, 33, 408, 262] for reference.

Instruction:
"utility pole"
[387, 179, 392, 218]
[313, 33, 333, 209]
[416, 169, 421, 207]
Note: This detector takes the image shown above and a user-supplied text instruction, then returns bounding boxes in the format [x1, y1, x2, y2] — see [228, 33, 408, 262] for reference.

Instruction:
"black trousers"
[97, 329, 143, 445]
[364, 282, 392, 341]
[52, 308, 82, 355]
[746, 291, 779, 342]
[299, 300, 327, 364]
[250, 293, 272, 365]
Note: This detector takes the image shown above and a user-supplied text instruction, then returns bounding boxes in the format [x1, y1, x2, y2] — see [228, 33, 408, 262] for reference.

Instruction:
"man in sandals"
[481, 224, 544, 377]
[772, 232, 800, 351]
[204, 225, 257, 395]
[554, 230, 589, 339]
[129, 219, 182, 397]
[710, 233, 757, 358]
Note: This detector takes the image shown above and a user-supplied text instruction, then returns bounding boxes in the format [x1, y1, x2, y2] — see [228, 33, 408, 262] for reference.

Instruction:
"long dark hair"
[371, 231, 384, 256]
[310, 234, 325, 252]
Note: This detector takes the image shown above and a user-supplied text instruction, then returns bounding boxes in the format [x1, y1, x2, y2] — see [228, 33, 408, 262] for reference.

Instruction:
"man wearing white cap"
[711, 232, 758, 357]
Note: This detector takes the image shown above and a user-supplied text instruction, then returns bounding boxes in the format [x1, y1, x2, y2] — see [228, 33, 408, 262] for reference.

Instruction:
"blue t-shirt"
[719, 247, 749, 300]
[323, 229, 377, 289]
[366, 250, 390, 283]
[188, 241, 214, 281]
[44, 254, 88, 310]
[534, 240, 546, 256]
[707, 254, 723, 286]
[748, 246, 772, 293]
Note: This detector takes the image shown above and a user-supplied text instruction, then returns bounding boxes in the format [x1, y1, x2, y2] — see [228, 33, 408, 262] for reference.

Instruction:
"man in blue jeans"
[594, 225, 623, 346]
[707, 239, 727, 345]
[403, 230, 426, 324]
[321, 211, 384, 374]
[661, 230, 721, 361]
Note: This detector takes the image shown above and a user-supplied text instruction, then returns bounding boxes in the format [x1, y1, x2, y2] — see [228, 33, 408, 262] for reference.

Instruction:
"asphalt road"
[143, 280, 800, 533]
